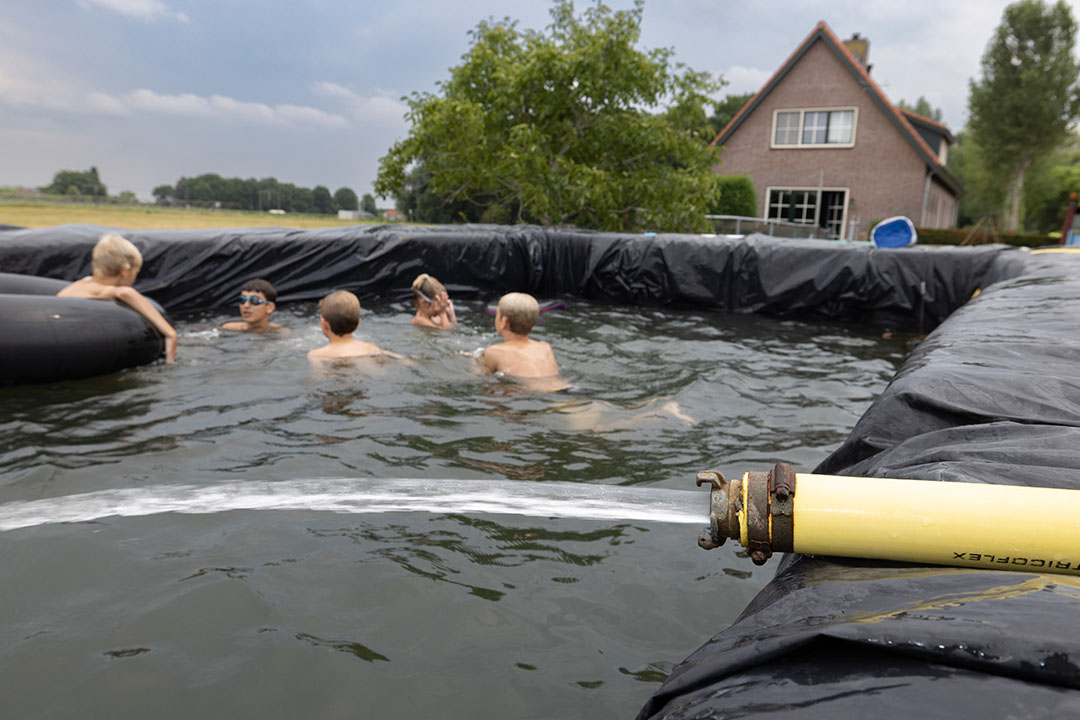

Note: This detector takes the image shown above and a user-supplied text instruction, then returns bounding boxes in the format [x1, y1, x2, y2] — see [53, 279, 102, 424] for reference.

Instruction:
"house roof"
[709, 21, 964, 197]
[899, 108, 955, 144]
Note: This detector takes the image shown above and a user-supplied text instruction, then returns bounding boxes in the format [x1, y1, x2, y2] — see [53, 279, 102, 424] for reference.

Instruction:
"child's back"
[481, 292, 561, 384]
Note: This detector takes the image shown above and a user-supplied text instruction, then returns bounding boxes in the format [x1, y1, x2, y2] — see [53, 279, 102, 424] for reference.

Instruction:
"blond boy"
[308, 290, 400, 364]
[481, 292, 560, 380]
[57, 232, 177, 363]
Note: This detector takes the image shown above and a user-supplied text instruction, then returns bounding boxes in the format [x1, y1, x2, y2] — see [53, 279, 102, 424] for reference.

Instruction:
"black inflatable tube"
[0, 273, 166, 385]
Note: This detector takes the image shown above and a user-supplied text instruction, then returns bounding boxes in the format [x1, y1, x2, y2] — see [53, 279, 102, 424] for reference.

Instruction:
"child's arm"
[444, 297, 457, 327]
[115, 287, 178, 363]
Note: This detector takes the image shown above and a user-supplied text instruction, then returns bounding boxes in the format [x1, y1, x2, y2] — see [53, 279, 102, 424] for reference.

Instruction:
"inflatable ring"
[0, 272, 168, 385]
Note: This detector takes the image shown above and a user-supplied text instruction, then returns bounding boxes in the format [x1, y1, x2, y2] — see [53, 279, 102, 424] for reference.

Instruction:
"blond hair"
[319, 290, 361, 335]
[411, 273, 446, 309]
[92, 232, 143, 277]
[497, 292, 539, 335]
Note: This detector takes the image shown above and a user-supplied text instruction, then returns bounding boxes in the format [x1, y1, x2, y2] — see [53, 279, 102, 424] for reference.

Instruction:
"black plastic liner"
[638, 250, 1080, 719]
[7, 224, 1078, 717]
[0, 224, 1023, 331]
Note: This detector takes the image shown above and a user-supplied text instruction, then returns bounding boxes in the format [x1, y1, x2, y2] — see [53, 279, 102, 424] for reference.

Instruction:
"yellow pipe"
[699, 466, 1080, 576]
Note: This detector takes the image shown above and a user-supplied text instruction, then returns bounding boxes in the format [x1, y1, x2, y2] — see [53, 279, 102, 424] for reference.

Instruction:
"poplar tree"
[968, 0, 1080, 232]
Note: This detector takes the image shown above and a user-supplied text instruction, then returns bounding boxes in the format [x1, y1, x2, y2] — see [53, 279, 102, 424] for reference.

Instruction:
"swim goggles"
[238, 294, 270, 306]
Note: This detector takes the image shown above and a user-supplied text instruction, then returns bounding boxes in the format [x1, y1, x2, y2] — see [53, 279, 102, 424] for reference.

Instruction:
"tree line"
[151, 175, 375, 215]
[39, 168, 378, 216]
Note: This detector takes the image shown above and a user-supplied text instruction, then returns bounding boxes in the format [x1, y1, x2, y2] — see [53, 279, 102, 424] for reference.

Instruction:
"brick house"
[710, 21, 963, 240]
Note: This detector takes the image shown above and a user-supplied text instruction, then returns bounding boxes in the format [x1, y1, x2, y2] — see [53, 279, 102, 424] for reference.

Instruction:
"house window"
[772, 108, 857, 147]
[767, 187, 849, 238]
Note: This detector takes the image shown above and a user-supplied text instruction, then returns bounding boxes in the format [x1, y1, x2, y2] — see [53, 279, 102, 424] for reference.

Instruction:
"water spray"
[696, 463, 1080, 576]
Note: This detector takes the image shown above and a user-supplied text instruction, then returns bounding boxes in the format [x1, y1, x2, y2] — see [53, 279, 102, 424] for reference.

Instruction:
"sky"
[2, 0, 1078, 202]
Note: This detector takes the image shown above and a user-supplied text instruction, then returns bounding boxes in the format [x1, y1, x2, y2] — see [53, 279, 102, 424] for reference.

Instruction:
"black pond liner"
[3, 223, 1078, 716]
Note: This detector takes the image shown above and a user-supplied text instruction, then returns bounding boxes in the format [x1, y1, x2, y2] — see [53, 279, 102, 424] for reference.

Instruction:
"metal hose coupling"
[697, 463, 796, 565]
[695, 465, 1080, 577]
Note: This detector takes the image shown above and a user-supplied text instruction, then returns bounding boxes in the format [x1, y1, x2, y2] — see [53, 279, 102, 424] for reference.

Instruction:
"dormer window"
[772, 108, 857, 148]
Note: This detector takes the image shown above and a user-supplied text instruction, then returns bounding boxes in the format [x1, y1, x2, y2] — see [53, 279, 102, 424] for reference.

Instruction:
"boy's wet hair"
[497, 292, 539, 335]
[92, 233, 143, 277]
[319, 290, 361, 335]
[241, 278, 277, 303]
[411, 273, 446, 309]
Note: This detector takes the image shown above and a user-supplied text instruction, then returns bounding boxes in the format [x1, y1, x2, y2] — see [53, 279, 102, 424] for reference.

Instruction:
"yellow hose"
[699, 466, 1080, 575]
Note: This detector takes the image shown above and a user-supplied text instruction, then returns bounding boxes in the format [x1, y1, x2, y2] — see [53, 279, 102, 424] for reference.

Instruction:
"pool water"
[0, 299, 907, 719]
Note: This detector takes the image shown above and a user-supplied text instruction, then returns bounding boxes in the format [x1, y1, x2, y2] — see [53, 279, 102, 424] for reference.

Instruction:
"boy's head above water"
[92, 232, 143, 280]
[319, 290, 361, 336]
[496, 292, 539, 336]
[235, 278, 277, 329]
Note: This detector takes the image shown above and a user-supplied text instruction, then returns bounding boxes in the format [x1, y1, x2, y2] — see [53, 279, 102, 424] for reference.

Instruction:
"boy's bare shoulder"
[57, 277, 111, 299]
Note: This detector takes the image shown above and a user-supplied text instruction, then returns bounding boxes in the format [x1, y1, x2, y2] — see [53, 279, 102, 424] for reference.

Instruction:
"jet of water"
[0, 477, 708, 532]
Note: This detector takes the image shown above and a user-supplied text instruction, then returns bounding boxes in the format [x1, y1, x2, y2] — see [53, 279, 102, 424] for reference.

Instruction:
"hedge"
[913, 226, 1057, 248]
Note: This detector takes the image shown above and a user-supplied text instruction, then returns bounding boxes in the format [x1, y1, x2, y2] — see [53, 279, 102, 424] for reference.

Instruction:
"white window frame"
[770, 107, 858, 149]
[764, 186, 850, 238]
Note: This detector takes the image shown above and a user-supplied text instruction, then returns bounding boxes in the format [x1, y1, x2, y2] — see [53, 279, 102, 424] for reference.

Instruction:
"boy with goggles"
[222, 278, 284, 333]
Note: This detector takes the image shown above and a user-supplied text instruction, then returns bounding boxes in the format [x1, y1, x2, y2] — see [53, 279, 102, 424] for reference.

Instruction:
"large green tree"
[968, 0, 1080, 232]
[375, 0, 721, 232]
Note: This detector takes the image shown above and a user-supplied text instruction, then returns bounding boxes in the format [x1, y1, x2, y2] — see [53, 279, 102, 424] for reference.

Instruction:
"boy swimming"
[221, 278, 285, 333]
[308, 290, 403, 364]
[479, 292, 563, 387]
[57, 232, 178, 363]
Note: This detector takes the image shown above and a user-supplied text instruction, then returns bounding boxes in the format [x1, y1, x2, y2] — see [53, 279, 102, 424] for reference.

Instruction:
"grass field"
[0, 201, 391, 230]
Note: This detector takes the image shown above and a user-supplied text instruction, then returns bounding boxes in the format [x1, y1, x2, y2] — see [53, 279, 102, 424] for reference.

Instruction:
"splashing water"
[0, 478, 709, 533]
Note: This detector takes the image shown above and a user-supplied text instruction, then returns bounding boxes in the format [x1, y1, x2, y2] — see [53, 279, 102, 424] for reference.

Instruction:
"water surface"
[0, 299, 907, 719]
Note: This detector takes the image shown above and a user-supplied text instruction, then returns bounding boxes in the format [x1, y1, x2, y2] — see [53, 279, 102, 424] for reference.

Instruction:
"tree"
[948, 131, 1005, 227]
[1022, 130, 1080, 232]
[361, 193, 377, 215]
[152, 185, 174, 205]
[375, 0, 721, 232]
[967, 0, 1080, 232]
[43, 167, 107, 197]
[334, 187, 359, 211]
[896, 96, 944, 123]
[313, 185, 334, 214]
[706, 92, 754, 140]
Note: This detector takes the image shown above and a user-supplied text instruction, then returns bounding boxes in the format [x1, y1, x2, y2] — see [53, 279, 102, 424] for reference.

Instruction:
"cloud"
[311, 81, 408, 124]
[721, 66, 772, 96]
[0, 67, 129, 115]
[125, 89, 349, 128]
[76, 0, 189, 23]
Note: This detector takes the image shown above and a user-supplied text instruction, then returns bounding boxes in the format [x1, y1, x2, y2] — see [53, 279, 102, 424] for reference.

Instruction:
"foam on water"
[0, 478, 708, 532]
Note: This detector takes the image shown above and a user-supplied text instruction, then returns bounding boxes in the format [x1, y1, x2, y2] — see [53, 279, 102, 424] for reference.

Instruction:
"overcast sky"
[2, 0, 1077, 201]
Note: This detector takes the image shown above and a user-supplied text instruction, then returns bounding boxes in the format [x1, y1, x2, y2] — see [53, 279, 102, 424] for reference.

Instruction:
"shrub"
[710, 175, 757, 217]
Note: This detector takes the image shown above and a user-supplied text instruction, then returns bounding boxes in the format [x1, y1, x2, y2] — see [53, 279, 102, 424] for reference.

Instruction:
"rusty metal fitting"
[697, 463, 798, 563]
[696, 470, 738, 550]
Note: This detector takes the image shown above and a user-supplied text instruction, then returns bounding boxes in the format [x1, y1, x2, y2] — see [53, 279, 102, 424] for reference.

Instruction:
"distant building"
[338, 210, 360, 220]
[709, 22, 962, 240]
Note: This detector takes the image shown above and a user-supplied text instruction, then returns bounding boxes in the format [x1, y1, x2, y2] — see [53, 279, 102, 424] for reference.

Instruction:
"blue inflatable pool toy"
[871, 216, 918, 248]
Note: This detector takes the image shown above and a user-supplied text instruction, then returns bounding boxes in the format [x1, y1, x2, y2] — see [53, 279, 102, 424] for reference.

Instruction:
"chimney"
[843, 33, 871, 72]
